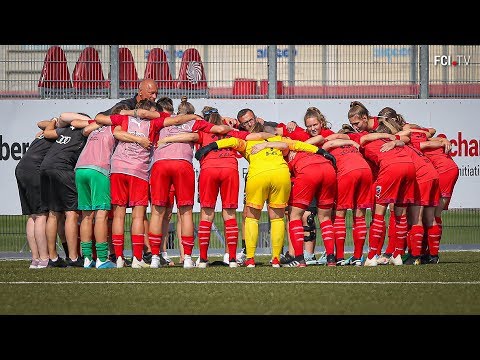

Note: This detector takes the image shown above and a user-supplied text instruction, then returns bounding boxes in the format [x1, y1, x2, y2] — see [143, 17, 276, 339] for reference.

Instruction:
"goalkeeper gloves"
[194, 142, 219, 161]
[316, 148, 336, 169]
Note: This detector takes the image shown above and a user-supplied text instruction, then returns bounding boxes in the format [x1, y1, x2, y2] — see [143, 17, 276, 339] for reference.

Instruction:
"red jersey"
[286, 151, 330, 175]
[277, 123, 311, 141]
[329, 144, 371, 177]
[347, 130, 369, 145]
[319, 128, 335, 137]
[409, 129, 429, 150]
[362, 138, 413, 168]
[403, 144, 439, 184]
[371, 117, 380, 131]
[423, 147, 458, 174]
[197, 131, 239, 170]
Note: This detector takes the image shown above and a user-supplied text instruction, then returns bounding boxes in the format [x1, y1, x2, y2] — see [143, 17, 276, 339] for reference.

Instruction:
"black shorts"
[40, 168, 78, 212]
[15, 167, 47, 215]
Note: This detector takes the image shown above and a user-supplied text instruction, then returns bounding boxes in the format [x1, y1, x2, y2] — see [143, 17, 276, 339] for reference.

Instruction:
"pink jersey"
[75, 125, 116, 176]
[110, 115, 165, 181]
[151, 119, 214, 165]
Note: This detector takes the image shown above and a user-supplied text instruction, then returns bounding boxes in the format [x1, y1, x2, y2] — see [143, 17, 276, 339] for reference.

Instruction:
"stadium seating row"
[36, 46, 480, 100]
[38, 46, 208, 98]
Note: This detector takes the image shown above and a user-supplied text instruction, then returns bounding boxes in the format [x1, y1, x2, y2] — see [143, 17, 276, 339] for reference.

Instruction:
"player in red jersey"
[373, 108, 439, 265]
[371, 108, 436, 262]
[347, 101, 396, 256]
[321, 126, 374, 266]
[347, 100, 382, 134]
[284, 107, 337, 265]
[419, 134, 458, 263]
[304, 121, 375, 266]
[147, 98, 233, 269]
[359, 118, 416, 266]
[386, 108, 457, 264]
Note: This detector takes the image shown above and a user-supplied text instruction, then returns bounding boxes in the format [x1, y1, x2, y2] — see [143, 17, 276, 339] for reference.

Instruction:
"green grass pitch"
[0, 251, 479, 315]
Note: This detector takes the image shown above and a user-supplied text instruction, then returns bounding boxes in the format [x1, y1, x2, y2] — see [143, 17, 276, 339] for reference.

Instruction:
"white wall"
[1, 99, 478, 214]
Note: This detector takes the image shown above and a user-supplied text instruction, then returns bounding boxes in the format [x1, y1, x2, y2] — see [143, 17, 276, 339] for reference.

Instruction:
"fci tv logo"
[434, 55, 471, 66]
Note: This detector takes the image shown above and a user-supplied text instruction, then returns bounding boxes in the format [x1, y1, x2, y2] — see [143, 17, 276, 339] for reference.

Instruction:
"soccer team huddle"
[15, 79, 459, 270]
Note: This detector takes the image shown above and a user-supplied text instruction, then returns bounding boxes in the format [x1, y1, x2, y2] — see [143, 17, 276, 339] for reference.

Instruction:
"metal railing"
[1, 45, 479, 100]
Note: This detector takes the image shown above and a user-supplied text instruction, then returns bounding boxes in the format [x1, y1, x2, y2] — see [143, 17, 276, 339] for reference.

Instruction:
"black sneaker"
[143, 251, 152, 265]
[326, 254, 336, 267]
[420, 254, 430, 264]
[280, 251, 295, 265]
[66, 256, 84, 267]
[48, 257, 68, 268]
[281, 255, 306, 267]
[124, 257, 132, 267]
[404, 255, 421, 265]
[159, 253, 174, 266]
[428, 255, 439, 264]
[108, 253, 116, 263]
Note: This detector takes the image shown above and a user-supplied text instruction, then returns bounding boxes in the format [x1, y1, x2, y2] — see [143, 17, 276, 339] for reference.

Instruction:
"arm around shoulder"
[42, 118, 59, 139]
[58, 112, 90, 127]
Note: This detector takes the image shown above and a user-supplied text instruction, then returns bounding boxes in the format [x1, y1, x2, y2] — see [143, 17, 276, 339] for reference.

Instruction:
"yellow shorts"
[245, 168, 291, 209]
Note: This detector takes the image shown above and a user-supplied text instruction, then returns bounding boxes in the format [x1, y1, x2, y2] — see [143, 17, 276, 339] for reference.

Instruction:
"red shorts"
[336, 168, 373, 210]
[150, 160, 195, 207]
[375, 162, 416, 206]
[199, 167, 239, 209]
[438, 167, 459, 199]
[110, 173, 149, 207]
[371, 182, 378, 205]
[166, 184, 175, 208]
[414, 178, 440, 207]
[289, 163, 336, 210]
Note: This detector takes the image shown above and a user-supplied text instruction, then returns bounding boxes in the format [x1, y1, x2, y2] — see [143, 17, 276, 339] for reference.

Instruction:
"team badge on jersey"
[375, 185, 382, 199]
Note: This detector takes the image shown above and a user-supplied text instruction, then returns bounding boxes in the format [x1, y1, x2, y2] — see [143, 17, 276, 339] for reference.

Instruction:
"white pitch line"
[0, 280, 479, 285]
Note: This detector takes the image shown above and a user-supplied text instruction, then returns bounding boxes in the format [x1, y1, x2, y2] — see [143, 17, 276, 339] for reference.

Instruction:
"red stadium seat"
[38, 46, 73, 98]
[232, 78, 258, 96]
[260, 79, 284, 96]
[144, 48, 175, 92]
[119, 47, 140, 97]
[175, 48, 208, 97]
[72, 46, 109, 97]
